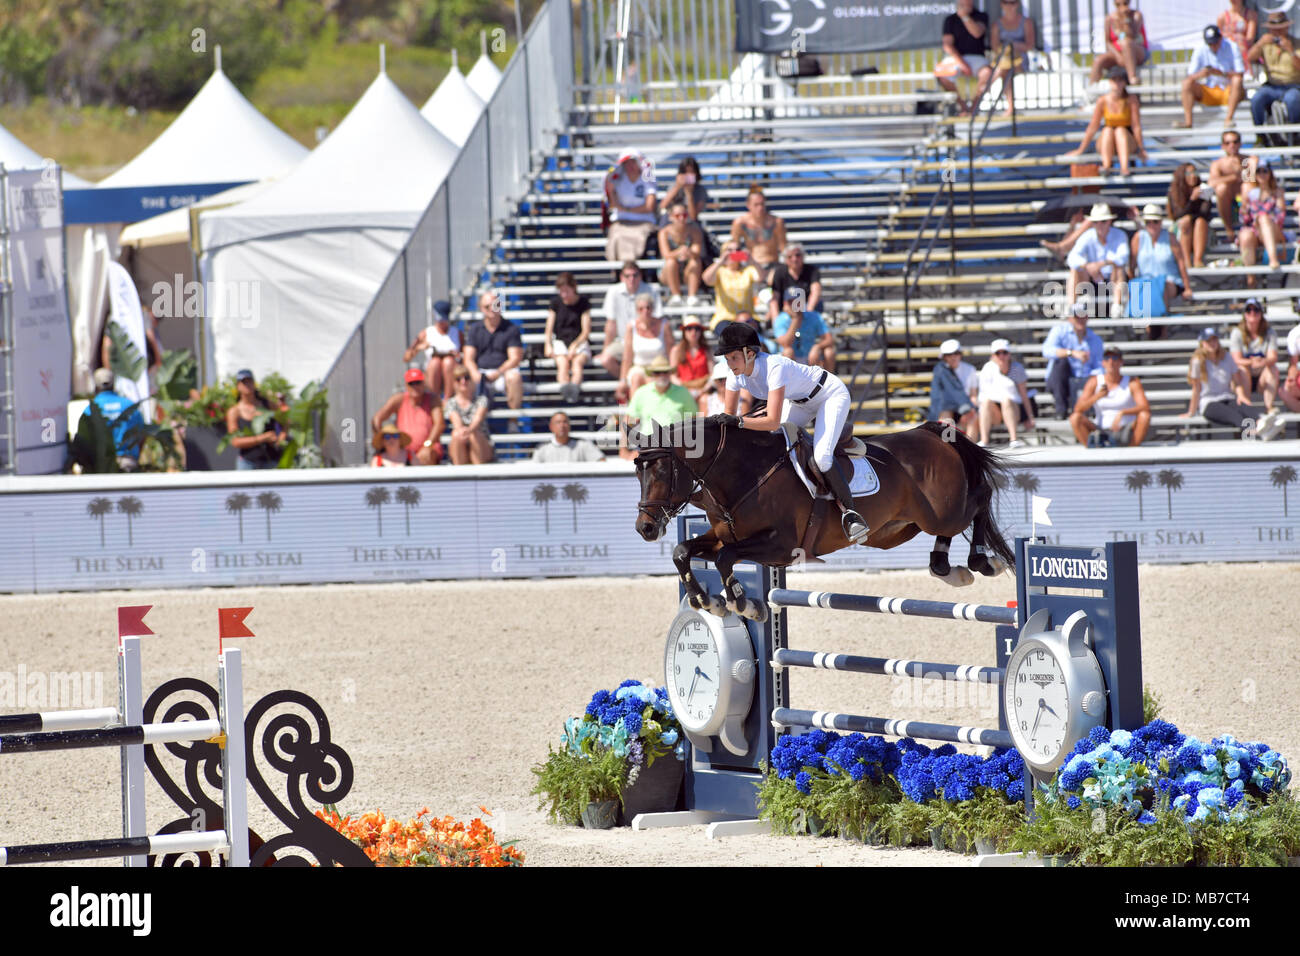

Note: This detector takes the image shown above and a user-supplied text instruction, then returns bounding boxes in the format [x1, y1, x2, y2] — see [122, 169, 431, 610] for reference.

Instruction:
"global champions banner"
[734, 0, 953, 54]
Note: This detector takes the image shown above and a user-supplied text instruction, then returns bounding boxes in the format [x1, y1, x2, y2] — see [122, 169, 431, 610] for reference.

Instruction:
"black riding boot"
[817, 459, 869, 544]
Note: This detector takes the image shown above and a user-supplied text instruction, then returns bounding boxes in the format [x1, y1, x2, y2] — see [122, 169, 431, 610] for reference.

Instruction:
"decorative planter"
[929, 826, 946, 851]
[947, 831, 970, 855]
[184, 424, 238, 471]
[974, 837, 998, 856]
[618, 755, 685, 826]
[580, 800, 619, 830]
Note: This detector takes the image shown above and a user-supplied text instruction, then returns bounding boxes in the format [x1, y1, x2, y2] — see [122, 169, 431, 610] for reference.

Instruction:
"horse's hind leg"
[967, 510, 1010, 577]
[929, 534, 975, 587]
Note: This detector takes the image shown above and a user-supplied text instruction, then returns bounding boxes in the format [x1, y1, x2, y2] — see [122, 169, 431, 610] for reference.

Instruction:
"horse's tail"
[918, 421, 1016, 570]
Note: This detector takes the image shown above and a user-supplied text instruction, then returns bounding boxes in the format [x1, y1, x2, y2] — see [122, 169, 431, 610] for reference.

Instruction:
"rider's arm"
[723, 387, 739, 415]
[744, 385, 785, 431]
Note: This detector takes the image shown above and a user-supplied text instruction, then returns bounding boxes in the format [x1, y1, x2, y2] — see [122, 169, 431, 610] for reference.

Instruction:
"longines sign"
[0, 454, 1296, 593]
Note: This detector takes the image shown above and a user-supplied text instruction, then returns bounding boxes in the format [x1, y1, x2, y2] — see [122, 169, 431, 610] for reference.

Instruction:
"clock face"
[666, 614, 721, 732]
[1007, 642, 1070, 765]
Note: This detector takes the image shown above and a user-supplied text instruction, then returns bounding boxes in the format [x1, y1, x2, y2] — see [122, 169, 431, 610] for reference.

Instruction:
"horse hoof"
[930, 566, 975, 587]
[741, 602, 769, 624]
[986, 555, 1010, 576]
[705, 595, 728, 617]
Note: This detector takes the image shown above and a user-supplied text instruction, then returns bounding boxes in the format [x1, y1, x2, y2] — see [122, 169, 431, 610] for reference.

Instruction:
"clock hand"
[1030, 700, 1045, 741]
[1042, 701, 1061, 720]
[687, 670, 700, 701]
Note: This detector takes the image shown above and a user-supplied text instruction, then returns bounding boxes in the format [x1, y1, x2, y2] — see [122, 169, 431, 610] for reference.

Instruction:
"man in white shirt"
[532, 412, 605, 463]
[1066, 203, 1129, 316]
[1179, 24, 1245, 128]
[605, 150, 658, 262]
[978, 339, 1035, 448]
[597, 260, 661, 378]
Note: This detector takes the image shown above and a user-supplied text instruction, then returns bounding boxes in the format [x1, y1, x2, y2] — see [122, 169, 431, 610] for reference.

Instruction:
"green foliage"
[104, 321, 146, 384]
[67, 400, 121, 474]
[945, 788, 1027, 853]
[530, 743, 628, 826]
[1143, 685, 1162, 724]
[809, 764, 902, 843]
[879, 797, 937, 847]
[756, 767, 814, 836]
[155, 349, 197, 404]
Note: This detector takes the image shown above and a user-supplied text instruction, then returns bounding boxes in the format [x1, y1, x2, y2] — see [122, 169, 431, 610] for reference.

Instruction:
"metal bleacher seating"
[451, 52, 1298, 459]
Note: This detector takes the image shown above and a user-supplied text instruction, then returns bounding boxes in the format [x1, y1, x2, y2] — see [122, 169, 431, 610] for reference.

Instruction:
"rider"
[715, 322, 869, 544]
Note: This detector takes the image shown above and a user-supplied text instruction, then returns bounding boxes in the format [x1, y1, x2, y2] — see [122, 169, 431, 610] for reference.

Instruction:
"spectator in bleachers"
[1130, 203, 1193, 326]
[1230, 298, 1282, 419]
[621, 357, 699, 458]
[772, 287, 835, 371]
[767, 243, 822, 321]
[1064, 68, 1147, 177]
[371, 369, 443, 466]
[934, 0, 992, 116]
[445, 366, 495, 464]
[1248, 12, 1300, 135]
[1220, 1, 1258, 68]
[1168, 163, 1213, 269]
[671, 315, 712, 401]
[658, 202, 705, 306]
[1281, 324, 1300, 413]
[659, 157, 711, 228]
[403, 299, 461, 401]
[928, 338, 979, 440]
[1178, 25, 1245, 130]
[704, 241, 763, 330]
[1208, 129, 1246, 242]
[532, 412, 604, 463]
[1042, 300, 1104, 420]
[1183, 327, 1282, 437]
[729, 186, 786, 282]
[604, 149, 658, 263]
[1237, 158, 1286, 283]
[1069, 347, 1151, 447]
[1066, 203, 1129, 316]
[990, 2, 1036, 119]
[464, 290, 524, 412]
[598, 260, 660, 380]
[1089, 0, 1148, 85]
[370, 422, 413, 468]
[618, 292, 674, 403]
[544, 272, 592, 405]
[977, 339, 1034, 448]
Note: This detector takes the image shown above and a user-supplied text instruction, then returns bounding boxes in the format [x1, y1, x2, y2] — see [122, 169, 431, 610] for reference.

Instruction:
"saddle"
[780, 423, 876, 560]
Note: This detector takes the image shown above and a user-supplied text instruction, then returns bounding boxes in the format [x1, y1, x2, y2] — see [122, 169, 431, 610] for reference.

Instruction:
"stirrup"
[842, 511, 869, 544]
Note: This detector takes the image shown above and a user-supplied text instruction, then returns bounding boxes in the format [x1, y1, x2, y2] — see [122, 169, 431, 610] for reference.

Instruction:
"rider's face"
[724, 349, 753, 377]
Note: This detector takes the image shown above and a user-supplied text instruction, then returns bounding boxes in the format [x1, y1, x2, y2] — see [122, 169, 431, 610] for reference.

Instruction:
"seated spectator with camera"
[1069, 347, 1150, 447]
[1248, 12, 1300, 139]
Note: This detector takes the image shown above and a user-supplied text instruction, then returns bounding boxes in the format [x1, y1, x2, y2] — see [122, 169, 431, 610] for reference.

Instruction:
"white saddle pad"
[789, 450, 881, 499]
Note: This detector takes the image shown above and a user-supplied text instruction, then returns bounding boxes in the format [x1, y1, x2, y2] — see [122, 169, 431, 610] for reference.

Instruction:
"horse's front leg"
[673, 534, 725, 615]
[714, 529, 786, 623]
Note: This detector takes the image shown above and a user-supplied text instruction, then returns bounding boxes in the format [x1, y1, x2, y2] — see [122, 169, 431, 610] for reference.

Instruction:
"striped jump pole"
[772, 648, 1003, 685]
[768, 589, 1018, 626]
[0, 719, 222, 755]
[0, 708, 120, 735]
[772, 707, 1015, 750]
[0, 831, 230, 867]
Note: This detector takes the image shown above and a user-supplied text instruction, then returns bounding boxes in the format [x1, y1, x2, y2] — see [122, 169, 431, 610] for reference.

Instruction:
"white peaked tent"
[466, 53, 502, 103]
[199, 69, 459, 388]
[98, 59, 306, 189]
[420, 51, 486, 147]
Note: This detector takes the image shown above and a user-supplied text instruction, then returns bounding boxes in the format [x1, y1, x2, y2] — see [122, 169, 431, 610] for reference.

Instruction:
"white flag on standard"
[1032, 494, 1053, 527]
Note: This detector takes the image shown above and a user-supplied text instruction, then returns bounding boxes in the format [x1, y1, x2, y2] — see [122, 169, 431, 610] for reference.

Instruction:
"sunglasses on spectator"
[995, 350, 1010, 356]
[622, 270, 639, 277]
[1223, 137, 1241, 145]
[383, 432, 401, 440]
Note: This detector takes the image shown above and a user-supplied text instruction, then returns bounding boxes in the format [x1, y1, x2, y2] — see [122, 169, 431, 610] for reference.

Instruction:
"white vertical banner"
[6, 167, 73, 475]
[105, 260, 151, 420]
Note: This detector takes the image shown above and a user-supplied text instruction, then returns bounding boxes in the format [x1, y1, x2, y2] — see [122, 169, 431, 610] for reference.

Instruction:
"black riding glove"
[715, 414, 742, 428]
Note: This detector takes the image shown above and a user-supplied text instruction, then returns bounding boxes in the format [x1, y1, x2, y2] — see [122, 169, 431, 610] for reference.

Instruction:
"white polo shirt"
[726, 351, 826, 402]
[1287, 323, 1300, 359]
[1188, 41, 1244, 89]
[609, 169, 657, 224]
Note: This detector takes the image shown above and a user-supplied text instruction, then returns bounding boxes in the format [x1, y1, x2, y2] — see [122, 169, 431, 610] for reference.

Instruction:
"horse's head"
[631, 421, 705, 541]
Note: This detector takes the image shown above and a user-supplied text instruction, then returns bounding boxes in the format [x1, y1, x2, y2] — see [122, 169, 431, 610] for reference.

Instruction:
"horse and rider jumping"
[632, 323, 1014, 622]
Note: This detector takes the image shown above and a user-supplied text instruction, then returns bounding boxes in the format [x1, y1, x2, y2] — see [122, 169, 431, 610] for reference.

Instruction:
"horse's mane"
[642, 415, 786, 455]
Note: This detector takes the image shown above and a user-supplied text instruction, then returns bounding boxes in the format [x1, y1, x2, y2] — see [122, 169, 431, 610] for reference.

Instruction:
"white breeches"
[782, 374, 851, 472]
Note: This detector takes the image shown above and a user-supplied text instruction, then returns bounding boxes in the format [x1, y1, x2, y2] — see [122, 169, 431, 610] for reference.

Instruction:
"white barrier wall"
[1, 443, 1297, 593]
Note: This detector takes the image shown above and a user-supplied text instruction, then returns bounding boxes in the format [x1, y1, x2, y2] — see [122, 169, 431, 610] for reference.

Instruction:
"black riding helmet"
[716, 321, 761, 355]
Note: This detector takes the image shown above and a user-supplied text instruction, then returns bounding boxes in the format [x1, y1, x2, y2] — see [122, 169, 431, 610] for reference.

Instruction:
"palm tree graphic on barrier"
[117, 496, 143, 547]
[1013, 472, 1039, 522]
[1125, 470, 1152, 520]
[1156, 469, 1184, 520]
[225, 492, 251, 543]
[1271, 465, 1298, 517]
[256, 491, 283, 542]
[532, 483, 558, 533]
[365, 487, 391, 537]
[395, 486, 421, 536]
[562, 482, 589, 533]
[87, 497, 113, 547]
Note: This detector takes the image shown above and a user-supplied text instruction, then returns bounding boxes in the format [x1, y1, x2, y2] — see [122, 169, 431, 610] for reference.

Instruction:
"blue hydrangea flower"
[795, 771, 812, 794]
[1109, 729, 1133, 749]
[1137, 810, 1157, 825]
[1066, 795, 1082, 810]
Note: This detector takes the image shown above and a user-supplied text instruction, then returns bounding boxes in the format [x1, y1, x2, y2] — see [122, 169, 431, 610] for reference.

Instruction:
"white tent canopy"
[0, 123, 90, 188]
[99, 61, 307, 189]
[466, 53, 502, 103]
[420, 51, 486, 147]
[199, 70, 459, 388]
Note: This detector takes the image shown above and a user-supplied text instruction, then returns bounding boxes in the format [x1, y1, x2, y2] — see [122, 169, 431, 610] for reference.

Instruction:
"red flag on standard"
[218, 607, 255, 639]
[118, 605, 154, 638]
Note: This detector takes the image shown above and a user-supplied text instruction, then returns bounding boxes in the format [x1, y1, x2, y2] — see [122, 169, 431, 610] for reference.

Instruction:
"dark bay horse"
[632, 417, 1014, 622]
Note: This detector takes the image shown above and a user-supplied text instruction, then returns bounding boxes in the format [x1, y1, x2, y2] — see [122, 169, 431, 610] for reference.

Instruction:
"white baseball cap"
[712, 357, 730, 379]
[989, 339, 1012, 354]
[939, 338, 962, 355]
